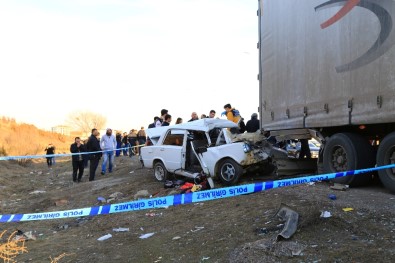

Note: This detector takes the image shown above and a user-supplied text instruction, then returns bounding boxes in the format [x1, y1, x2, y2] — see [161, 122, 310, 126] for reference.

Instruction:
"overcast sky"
[0, 0, 259, 132]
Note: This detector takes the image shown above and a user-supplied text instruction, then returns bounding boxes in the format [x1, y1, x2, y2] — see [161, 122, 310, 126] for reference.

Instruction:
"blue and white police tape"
[1, 163, 394, 223]
[0, 145, 144, 161]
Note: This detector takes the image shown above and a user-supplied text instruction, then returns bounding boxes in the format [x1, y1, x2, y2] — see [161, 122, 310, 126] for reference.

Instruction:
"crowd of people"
[46, 104, 261, 183]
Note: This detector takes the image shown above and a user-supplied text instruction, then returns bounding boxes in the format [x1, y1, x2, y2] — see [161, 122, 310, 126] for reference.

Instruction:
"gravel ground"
[0, 156, 394, 262]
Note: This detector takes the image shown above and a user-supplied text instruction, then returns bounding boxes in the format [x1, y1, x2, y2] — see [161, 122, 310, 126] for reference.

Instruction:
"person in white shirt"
[100, 128, 117, 175]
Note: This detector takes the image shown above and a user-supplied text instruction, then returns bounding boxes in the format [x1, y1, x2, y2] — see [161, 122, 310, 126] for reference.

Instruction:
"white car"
[140, 119, 272, 186]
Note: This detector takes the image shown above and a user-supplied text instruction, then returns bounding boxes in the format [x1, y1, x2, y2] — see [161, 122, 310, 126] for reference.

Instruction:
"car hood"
[146, 119, 238, 145]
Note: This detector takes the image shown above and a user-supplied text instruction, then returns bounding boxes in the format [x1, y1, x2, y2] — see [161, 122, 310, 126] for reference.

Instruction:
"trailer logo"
[315, 0, 395, 73]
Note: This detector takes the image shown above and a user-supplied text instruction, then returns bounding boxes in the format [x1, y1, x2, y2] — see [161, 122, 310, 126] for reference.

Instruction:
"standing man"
[137, 127, 147, 146]
[115, 132, 122, 157]
[100, 128, 117, 175]
[155, 109, 168, 127]
[44, 143, 55, 168]
[209, 110, 216, 118]
[70, 137, 87, 182]
[188, 112, 199, 122]
[161, 114, 172, 126]
[121, 132, 129, 156]
[86, 128, 102, 181]
[148, 116, 159, 128]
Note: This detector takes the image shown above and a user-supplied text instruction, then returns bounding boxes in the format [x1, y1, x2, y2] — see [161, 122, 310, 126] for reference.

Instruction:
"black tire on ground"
[217, 158, 243, 186]
[153, 161, 168, 182]
[323, 133, 375, 186]
[376, 132, 395, 193]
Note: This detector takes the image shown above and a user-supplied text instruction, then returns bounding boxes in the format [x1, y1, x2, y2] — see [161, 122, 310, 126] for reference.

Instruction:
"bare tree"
[66, 111, 107, 135]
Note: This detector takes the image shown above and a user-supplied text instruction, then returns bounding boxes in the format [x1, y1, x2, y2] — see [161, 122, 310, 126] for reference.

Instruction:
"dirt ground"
[0, 156, 394, 263]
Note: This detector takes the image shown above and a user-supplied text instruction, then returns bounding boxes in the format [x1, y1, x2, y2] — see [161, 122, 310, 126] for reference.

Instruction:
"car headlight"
[243, 143, 251, 153]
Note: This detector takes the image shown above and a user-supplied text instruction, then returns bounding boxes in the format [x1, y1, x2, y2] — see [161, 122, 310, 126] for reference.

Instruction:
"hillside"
[0, 117, 75, 158]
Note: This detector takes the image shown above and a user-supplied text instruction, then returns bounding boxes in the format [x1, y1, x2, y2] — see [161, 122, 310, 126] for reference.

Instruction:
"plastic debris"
[320, 211, 332, 218]
[328, 194, 337, 200]
[97, 234, 112, 241]
[201, 257, 210, 261]
[190, 226, 205, 233]
[342, 207, 354, 212]
[97, 197, 106, 203]
[172, 236, 181, 240]
[113, 228, 129, 232]
[139, 233, 155, 239]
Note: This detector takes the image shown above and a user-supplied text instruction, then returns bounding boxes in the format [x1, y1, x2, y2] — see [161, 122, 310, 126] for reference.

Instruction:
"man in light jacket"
[100, 128, 117, 175]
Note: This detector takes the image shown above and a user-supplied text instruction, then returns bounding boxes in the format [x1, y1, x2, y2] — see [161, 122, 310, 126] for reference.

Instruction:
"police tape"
[1, 163, 394, 223]
[0, 145, 144, 161]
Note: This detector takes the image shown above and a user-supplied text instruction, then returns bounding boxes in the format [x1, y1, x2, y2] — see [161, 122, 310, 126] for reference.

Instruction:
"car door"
[159, 129, 184, 172]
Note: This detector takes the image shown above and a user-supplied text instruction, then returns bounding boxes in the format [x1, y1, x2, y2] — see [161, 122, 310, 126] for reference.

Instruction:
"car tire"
[153, 161, 168, 182]
[217, 158, 242, 186]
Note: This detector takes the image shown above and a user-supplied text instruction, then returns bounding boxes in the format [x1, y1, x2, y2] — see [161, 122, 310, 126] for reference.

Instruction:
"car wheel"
[218, 158, 242, 186]
[153, 161, 168, 182]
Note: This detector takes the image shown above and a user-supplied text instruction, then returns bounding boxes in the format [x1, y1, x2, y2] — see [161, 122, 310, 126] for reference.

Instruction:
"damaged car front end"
[140, 119, 277, 186]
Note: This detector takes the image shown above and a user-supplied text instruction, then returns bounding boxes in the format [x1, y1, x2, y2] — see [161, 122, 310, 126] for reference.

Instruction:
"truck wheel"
[376, 132, 395, 193]
[218, 158, 242, 186]
[153, 161, 168, 182]
[323, 133, 374, 186]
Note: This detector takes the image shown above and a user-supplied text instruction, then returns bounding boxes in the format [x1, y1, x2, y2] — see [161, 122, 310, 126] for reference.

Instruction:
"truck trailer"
[258, 0, 395, 192]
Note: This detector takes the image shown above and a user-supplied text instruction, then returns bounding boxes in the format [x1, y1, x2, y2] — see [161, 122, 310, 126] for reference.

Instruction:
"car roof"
[146, 118, 238, 139]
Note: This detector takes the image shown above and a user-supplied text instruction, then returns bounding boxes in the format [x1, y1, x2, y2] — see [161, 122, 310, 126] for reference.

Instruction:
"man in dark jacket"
[246, 113, 260, 133]
[70, 137, 87, 182]
[86, 128, 102, 181]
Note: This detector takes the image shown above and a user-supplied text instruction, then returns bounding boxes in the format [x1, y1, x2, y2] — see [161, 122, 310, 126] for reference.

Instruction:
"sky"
[0, 0, 259, 132]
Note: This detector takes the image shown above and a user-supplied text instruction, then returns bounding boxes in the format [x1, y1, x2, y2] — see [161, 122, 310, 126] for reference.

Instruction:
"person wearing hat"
[100, 128, 117, 175]
[246, 113, 260, 133]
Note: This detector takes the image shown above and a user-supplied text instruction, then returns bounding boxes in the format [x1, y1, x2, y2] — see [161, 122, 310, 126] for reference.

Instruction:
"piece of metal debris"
[274, 204, 299, 240]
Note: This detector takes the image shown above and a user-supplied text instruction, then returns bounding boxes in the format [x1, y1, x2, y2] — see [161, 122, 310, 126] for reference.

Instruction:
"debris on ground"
[275, 204, 299, 240]
[342, 207, 354, 212]
[13, 230, 37, 241]
[139, 233, 155, 239]
[97, 234, 112, 241]
[328, 194, 337, 200]
[320, 211, 332, 218]
[113, 228, 129, 232]
[107, 192, 124, 203]
[97, 196, 106, 204]
[190, 226, 205, 233]
[134, 190, 150, 200]
[330, 183, 349, 191]
[29, 190, 46, 195]
[229, 238, 307, 262]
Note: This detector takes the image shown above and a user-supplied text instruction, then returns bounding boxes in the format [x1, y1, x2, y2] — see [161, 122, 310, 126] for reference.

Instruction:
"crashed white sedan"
[140, 119, 272, 186]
